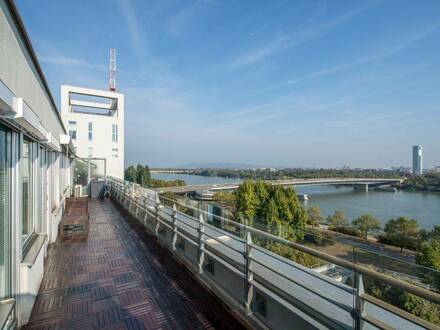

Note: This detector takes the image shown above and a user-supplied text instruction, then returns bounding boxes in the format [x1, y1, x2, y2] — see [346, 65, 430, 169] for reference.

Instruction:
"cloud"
[39, 55, 106, 71]
[116, 0, 146, 59]
[232, 1, 380, 69]
[287, 23, 440, 85]
[167, 0, 215, 37]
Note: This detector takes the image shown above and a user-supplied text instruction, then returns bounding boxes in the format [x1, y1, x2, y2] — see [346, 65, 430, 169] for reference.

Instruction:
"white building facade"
[0, 0, 73, 327]
[60, 85, 124, 179]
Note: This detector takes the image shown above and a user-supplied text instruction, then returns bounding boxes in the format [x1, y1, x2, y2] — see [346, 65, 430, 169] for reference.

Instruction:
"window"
[112, 124, 118, 142]
[88, 122, 93, 141]
[0, 125, 10, 299]
[88, 147, 93, 158]
[22, 137, 33, 247]
[68, 121, 77, 140]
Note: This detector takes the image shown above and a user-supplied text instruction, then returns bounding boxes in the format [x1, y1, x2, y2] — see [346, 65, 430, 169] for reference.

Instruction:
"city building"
[61, 85, 124, 179]
[0, 1, 73, 326]
[412, 145, 423, 175]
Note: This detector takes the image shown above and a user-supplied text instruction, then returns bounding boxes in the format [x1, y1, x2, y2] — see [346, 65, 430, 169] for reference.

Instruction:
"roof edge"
[5, 0, 67, 134]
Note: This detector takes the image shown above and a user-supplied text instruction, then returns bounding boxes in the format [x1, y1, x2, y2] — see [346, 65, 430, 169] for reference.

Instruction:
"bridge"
[154, 177, 403, 194]
[150, 169, 192, 174]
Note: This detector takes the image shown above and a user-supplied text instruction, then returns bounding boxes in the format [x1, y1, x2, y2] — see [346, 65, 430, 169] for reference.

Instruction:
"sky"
[16, 0, 440, 168]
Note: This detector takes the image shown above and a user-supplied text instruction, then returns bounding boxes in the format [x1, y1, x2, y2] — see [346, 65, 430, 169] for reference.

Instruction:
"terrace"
[25, 177, 440, 330]
[24, 198, 243, 329]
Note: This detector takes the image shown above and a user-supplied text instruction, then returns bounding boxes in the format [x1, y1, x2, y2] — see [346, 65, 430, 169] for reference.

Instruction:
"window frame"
[68, 121, 77, 140]
[88, 122, 93, 141]
[112, 124, 118, 143]
[0, 124, 11, 299]
[21, 136, 35, 254]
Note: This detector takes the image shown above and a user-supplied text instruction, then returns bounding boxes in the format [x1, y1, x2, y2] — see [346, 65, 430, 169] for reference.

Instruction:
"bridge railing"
[106, 177, 440, 330]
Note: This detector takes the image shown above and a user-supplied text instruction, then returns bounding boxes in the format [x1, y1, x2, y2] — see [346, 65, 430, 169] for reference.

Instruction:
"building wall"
[0, 1, 72, 327]
[60, 85, 125, 179]
[0, 1, 65, 139]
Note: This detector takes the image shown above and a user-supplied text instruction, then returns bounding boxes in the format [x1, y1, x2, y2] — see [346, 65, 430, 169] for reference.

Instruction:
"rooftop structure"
[61, 85, 124, 179]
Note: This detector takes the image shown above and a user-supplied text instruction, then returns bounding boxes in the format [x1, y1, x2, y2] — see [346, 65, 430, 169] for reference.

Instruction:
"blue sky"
[16, 0, 440, 168]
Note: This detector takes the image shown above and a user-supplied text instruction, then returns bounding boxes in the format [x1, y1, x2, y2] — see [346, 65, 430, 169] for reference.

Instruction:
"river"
[152, 173, 440, 229]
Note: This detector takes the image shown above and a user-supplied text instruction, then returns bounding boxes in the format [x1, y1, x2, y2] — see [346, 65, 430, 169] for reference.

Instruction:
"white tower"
[109, 48, 116, 92]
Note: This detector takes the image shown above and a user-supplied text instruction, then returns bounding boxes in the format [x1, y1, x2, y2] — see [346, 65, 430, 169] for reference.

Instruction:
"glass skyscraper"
[412, 145, 423, 175]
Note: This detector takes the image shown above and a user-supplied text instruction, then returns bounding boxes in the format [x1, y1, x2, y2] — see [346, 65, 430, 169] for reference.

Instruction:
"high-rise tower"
[412, 145, 423, 175]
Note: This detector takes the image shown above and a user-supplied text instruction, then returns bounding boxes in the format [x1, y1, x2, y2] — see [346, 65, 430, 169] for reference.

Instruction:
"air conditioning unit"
[74, 185, 82, 197]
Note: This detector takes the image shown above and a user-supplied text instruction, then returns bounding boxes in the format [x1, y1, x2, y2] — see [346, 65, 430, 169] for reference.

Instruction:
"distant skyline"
[16, 0, 440, 168]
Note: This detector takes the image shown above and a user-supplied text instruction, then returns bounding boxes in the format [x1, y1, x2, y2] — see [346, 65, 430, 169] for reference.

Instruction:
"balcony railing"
[106, 177, 440, 330]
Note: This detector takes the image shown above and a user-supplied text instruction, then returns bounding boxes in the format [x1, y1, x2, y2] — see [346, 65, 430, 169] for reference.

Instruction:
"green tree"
[284, 187, 306, 240]
[254, 180, 269, 219]
[234, 180, 258, 224]
[402, 293, 440, 324]
[351, 214, 381, 240]
[327, 210, 347, 230]
[124, 165, 137, 182]
[234, 181, 306, 241]
[136, 165, 151, 187]
[306, 206, 322, 227]
[416, 239, 440, 290]
[383, 217, 420, 252]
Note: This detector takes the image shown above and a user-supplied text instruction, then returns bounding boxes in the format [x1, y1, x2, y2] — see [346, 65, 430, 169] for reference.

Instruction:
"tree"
[402, 293, 440, 324]
[383, 217, 420, 251]
[306, 206, 321, 227]
[327, 210, 347, 230]
[136, 165, 151, 187]
[234, 180, 306, 241]
[416, 239, 440, 291]
[254, 180, 269, 219]
[235, 180, 258, 224]
[124, 165, 137, 182]
[351, 214, 381, 240]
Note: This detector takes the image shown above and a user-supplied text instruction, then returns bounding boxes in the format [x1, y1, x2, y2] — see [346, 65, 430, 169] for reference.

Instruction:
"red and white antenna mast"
[109, 48, 116, 91]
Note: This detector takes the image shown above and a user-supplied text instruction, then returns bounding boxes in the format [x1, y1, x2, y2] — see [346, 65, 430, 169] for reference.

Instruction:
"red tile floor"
[24, 199, 245, 329]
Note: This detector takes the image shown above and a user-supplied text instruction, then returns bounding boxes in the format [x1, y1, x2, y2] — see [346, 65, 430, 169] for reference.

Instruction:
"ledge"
[21, 234, 47, 267]
[0, 298, 15, 329]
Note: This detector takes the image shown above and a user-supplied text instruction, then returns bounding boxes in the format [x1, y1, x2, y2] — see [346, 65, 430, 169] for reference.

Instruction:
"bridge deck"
[24, 199, 243, 329]
[155, 177, 402, 194]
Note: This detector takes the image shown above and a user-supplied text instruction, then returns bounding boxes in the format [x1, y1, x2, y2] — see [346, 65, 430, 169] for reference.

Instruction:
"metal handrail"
[107, 177, 440, 329]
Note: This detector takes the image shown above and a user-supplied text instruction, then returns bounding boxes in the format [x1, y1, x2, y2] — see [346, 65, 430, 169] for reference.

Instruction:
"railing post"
[142, 196, 148, 225]
[197, 214, 205, 274]
[354, 272, 365, 330]
[135, 196, 139, 218]
[171, 203, 178, 250]
[245, 230, 254, 316]
[154, 194, 161, 237]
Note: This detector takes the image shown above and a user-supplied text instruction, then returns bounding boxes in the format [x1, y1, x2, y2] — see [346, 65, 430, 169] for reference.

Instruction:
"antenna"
[109, 48, 116, 91]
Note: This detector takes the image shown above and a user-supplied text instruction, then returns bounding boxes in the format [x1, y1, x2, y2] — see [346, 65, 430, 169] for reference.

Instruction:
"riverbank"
[152, 173, 440, 230]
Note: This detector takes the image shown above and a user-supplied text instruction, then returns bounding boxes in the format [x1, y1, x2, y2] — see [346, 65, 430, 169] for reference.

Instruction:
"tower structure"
[109, 48, 116, 92]
[412, 145, 423, 175]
